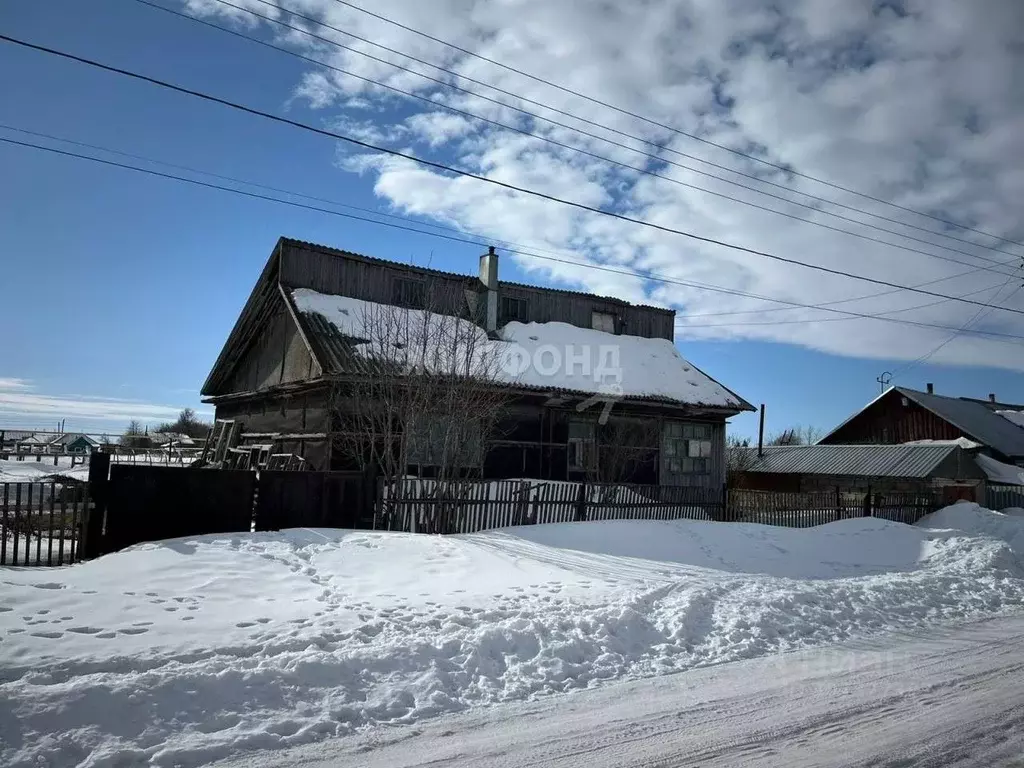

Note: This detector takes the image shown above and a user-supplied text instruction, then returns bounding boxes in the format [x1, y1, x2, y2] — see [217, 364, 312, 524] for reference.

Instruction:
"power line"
[10, 120, 996, 325]
[678, 265, 991, 319]
[4, 132, 1024, 344]
[152, 0, 1024, 278]
[677, 280, 1011, 329]
[892, 282, 1024, 378]
[5, 34, 1024, 320]
[326, 0, 1024, 252]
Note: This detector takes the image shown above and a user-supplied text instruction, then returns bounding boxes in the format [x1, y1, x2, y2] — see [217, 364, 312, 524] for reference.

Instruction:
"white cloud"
[0, 379, 211, 426]
[198, 0, 1024, 372]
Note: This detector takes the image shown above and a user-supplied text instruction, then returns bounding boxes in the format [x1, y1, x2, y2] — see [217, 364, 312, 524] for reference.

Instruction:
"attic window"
[501, 296, 529, 323]
[392, 277, 425, 309]
[591, 310, 616, 334]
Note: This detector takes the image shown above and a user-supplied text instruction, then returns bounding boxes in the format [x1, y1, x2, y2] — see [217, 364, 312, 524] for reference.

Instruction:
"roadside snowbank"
[2, 511, 1024, 767]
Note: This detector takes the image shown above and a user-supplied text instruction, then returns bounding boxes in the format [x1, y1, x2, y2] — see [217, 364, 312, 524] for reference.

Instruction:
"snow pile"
[918, 502, 1024, 557]
[291, 288, 743, 407]
[3, 513, 1024, 767]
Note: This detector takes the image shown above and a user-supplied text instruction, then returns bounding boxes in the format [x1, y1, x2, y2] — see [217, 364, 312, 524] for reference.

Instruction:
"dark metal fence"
[255, 471, 368, 531]
[0, 481, 89, 566]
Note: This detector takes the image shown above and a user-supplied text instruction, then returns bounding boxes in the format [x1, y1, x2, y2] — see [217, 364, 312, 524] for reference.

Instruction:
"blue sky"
[2, 0, 1022, 441]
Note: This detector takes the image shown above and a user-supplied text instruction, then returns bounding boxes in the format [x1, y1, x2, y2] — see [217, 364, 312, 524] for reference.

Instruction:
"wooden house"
[201, 237, 753, 485]
[820, 385, 1024, 466]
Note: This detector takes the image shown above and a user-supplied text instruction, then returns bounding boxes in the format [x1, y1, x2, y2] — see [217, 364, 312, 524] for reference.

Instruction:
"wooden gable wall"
[222, 301, 318, 394]
[822, 392, 965, 445]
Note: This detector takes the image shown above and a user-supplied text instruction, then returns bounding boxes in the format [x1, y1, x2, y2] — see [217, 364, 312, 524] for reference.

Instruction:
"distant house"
[730, 442, 986, 503]
[201, 237, 753, 482]
[819, 385, 1024, 467]
[47, 433, 100, 455]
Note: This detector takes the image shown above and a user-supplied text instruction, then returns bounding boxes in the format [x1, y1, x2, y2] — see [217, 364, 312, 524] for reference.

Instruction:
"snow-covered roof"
[290, 289, 750, 410]
[902, 437, 982, 449]
[975, 454, 1024, 486]
[996, 410, 1024, 430]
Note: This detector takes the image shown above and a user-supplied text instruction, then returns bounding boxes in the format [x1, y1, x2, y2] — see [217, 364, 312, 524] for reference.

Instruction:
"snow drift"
[2, 507, 1024, 767]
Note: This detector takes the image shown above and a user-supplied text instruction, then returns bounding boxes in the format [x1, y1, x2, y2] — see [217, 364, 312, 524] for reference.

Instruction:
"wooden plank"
[47, 481, 56, 566]
[26, 483, 37, 565]
[12, 483, 21, 565]
[57, 484, 67, 565]
[1, 483, 7, 565]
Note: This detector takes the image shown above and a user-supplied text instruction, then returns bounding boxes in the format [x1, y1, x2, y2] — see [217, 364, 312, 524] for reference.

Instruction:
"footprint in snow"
[67, 626, 102, 635]
[30, 631, 63, 639]
[32, 583, 64, 590]
[181, 616, 194, 621]
[118, 627, 149, 636]
[0, 607, 10, 613]
[236, 621, 256, 628]
[96, 632, 117, 639]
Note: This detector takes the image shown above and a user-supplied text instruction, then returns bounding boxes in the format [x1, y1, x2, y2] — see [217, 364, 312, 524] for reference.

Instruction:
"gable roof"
[287, 288, 754, 411]
[821, 386, 1024, 459]
[203, 237, 749, 413]
[734, 442, 980, 479]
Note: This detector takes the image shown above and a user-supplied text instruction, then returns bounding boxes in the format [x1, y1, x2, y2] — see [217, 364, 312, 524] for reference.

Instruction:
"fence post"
[574, 479, 588, 522]
[81, 452, 110, 559]
[835, 486, 841, 519]
[721, 483, 729, 522]
[863, 484, 873, 517]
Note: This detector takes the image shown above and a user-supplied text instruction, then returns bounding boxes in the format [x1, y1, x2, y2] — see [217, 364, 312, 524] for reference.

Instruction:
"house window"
[591, 310, 616, 334]
[663, 421, 713, 474]
[567, 419, 596, 472]
[501, 296, 529, 324]
[392, 277, 426, 309]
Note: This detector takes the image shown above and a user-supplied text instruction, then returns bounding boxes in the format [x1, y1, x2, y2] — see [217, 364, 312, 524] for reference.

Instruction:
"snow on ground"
[0, 457, 90, 483]
[2, 508, 1024, 767]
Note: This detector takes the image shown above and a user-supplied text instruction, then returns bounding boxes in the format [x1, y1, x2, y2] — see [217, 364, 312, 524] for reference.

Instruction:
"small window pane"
[591, 311, 616, 333]
[699, 440, 712, 458]
[568, 420, 595, 439]
[687, 440, 701, 458]
[682, 424, 695, 439]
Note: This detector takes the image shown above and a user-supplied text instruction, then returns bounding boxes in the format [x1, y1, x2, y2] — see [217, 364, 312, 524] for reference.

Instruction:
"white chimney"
[479, 246, 498, 332]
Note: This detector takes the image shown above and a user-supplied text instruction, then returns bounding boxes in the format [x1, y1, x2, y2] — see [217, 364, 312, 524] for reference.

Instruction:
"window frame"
[567, 419, 597, 472]
[501, 295, 530, 324]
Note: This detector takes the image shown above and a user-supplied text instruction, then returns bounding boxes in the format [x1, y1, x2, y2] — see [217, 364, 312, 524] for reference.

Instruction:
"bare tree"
[592, 416, 661, 485]
[726, 434, 758, 473]
[766, 425, 824, 446]
[329, 281, 511, 531]
[120, 419, 152, 449]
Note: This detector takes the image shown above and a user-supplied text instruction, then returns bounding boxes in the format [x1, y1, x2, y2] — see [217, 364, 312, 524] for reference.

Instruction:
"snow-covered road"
[219, 615, 1024, 768]
[3, 503, 1024, 766]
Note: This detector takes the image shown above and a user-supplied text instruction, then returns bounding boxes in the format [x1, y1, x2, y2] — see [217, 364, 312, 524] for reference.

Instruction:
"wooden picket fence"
[1, 481, 90, 566]
[378, 479, 942, 535]
[377, 478, 725, 534]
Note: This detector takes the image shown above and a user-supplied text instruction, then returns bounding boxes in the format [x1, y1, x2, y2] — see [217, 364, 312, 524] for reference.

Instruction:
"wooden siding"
[280, 243, 472, 317]
[822, 393, 964, 445]
[223, 305, 316, 394]
[280, 241, 675, 340]
[498, 283, 674, 340]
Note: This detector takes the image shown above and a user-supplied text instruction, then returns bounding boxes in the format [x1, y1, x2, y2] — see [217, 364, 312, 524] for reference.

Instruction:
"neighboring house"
[47, 433, 100, 454]
[730, 442, 986, 502]
[819, 384, 1024, 466]
[14, 433, 54, 454]
[201, 237, 753, 483]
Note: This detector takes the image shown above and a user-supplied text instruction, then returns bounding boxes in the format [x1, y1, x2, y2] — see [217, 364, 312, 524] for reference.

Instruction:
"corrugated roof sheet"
[735, 443, 965, 478]
[896, 387, 1024, 459]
